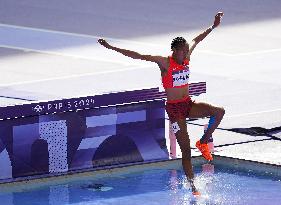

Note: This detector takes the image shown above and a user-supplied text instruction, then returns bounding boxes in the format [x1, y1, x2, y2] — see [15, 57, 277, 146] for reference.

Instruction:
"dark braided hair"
[171, 37, 187, 50]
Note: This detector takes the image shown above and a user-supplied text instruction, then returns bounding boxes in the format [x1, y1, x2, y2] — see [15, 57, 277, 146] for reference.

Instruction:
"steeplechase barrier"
[0, 82, 206, 183]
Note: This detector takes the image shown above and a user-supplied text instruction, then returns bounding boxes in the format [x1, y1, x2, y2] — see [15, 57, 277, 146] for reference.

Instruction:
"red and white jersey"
[162, 56, 190, 89]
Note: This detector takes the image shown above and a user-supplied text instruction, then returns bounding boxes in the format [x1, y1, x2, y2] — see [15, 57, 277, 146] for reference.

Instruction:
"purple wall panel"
[0, 84, 206, 182]
[0, 95, 167, 182]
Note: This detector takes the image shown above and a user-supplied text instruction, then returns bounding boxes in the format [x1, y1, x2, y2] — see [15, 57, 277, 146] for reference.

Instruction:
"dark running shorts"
[165, 97, 194, 122]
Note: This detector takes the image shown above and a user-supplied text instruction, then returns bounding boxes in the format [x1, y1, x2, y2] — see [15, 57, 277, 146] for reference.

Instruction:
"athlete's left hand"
[98, 38, 111, 49]
[213, 12, 224, 28]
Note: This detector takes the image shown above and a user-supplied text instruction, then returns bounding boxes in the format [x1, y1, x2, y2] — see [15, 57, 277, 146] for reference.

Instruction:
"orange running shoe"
[196, 140, 213, 161]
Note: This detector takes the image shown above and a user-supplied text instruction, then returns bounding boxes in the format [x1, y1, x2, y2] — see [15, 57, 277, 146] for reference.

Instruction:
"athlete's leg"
[171, 118, 197, 193]
[189, 102, 225, 143]
[206, 116, 215, 142]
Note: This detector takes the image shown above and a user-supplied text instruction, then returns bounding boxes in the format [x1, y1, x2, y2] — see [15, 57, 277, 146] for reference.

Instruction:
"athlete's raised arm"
[188, 12, 223, 57]
[98, 39, 167, 71]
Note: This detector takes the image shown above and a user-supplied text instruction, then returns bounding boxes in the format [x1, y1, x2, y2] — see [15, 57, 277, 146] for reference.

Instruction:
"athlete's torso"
[162, 56, 190, 101]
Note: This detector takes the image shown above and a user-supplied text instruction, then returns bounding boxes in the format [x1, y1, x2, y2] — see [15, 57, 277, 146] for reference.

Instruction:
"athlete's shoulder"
[155, 56, 169, 73]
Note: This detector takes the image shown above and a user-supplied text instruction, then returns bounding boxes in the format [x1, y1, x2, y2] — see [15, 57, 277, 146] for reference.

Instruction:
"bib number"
[172, 69, 190, 87]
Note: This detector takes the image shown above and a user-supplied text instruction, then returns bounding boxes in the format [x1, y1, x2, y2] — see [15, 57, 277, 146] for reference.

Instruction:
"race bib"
[172, 67, 190, 87]
[171, 122, 180, 134]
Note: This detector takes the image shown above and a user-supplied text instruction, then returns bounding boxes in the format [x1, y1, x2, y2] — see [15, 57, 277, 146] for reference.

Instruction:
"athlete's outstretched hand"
[213, 12, 224, 28]
[98, 39, 111, 49]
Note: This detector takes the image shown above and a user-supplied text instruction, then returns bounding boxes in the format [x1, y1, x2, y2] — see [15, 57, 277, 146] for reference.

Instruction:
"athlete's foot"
[196, 140, 213, 161]
[190, 182, 200, 196]
[192, 190, 201, 197]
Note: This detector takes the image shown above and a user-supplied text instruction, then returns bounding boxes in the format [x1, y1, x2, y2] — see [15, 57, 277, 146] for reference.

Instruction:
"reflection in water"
[49, 184, 69, 205]
[81, 183, 113, 192]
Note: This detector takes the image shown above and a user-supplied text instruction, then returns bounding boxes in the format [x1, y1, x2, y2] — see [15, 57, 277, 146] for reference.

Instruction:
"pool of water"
[0, 161, 281, 205]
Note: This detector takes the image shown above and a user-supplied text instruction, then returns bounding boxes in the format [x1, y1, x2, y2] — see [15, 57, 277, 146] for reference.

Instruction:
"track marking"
[1, 23, 281, 57]
[0, 44, 134, 66]
[0, 65, 153, 87]
[225, 109, 281, 119]
[0, 23, 158, 47]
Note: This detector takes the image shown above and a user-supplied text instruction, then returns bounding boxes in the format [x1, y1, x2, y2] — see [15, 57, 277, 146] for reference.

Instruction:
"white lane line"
[0, 65, 152, 87]
[2, 39, 279, 60]
[1, 23, 280, 58]
[225, 109, 281, 119]
[0, 23, 158, 47]
[0, 44, 131, 65]
[197, 48, 281, 56]
[0, 23, 155, 65]
[0, 23, 101, 38]
[229, 48, 281, 56]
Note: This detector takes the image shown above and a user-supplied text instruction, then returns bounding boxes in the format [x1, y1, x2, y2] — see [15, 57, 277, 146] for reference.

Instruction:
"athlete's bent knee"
[219, 107, 225, 116]
[215, 107, 225, 117]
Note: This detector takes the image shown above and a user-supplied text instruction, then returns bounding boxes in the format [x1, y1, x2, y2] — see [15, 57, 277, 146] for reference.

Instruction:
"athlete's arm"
[187, 12, 223, 57]
[98, 39, 167, 68]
